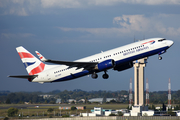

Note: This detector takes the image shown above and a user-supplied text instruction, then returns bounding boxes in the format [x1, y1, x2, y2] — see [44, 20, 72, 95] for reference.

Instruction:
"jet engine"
[96, 59, 115, 71]
[114, 62, 133, 71]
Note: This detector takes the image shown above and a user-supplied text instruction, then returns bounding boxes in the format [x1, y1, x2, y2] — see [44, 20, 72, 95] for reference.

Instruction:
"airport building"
[56, 99, 61, 104]
[88, 98, 116, 104]
[81, 107, 128, 117]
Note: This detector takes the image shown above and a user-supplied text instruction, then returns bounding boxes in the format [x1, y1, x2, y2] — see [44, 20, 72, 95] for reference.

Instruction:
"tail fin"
[16, 46, 45, 75]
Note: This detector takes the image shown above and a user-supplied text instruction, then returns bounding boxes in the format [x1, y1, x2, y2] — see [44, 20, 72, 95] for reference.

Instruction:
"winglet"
[35, 51, 47, 62]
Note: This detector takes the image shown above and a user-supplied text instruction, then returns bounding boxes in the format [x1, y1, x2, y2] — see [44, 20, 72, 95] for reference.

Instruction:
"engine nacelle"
[114, 62, 133, 71]
[96, 59, 115, 71]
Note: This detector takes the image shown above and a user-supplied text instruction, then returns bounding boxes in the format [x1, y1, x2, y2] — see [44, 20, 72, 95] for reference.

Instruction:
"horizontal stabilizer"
[8, 75, 38, 79]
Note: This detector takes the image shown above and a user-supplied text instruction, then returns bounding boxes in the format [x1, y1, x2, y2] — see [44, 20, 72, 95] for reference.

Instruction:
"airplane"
[8, 38, 173, 83]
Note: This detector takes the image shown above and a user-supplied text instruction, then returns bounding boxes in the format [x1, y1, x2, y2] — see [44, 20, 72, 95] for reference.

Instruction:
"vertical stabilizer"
[16, 46, 45, 75]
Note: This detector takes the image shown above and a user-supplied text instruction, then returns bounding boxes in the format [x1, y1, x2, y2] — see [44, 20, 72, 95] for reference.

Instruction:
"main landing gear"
[102, 71, 109, 79]
[91, 71, 109, 79]
[91, 72, 98, 79]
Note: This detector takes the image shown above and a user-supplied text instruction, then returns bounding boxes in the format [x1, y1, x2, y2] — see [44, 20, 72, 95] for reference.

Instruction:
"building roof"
[88, 98, 103, 102]
[88, 98, 116, 102]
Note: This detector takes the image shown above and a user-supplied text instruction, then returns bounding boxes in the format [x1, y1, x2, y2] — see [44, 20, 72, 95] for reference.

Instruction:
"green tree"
[71, 106, 77, 110]
[49, 100, 55, 104]
[4, 117, 9, 120]
[7, 107, 18, 117]
[109, 113, 116, 116]
[149, 104, 156, 110]
[117, 111, 123, 116]
[71, 101, 75, 104]
[174, 104, 180, 110]
[110, 99, 116, 103]
[47, 108, 54, 113]
[6, 98, 11, 104]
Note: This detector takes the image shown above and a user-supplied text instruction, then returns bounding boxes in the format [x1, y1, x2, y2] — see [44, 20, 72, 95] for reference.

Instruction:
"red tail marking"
[29, 63, 45, 75]
[18, 52, 34, 59]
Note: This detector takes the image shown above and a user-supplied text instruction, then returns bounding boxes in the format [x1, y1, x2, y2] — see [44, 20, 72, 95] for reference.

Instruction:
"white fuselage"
[32, 38, 173, 83]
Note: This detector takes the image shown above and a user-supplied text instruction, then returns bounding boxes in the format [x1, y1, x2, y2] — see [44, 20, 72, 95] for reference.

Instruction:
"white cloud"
[113, 15, 150, 31]
[40, 0, 82, 8]
[124, 0, 180, 5]
[0, 0, 28, 16]
[40, 0, 180, 8]
[7, 7, 28, 16]
[1, 33, 35, 39]
[0, 0, 180, 16]
[58, 14, 180, 38]
[58, 27, 127, 36]
[53, 39, 101, 44]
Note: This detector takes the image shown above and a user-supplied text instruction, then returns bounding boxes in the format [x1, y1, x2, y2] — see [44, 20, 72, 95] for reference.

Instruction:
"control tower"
[131, 57, 148, 116]
[134, 57, 147, 106]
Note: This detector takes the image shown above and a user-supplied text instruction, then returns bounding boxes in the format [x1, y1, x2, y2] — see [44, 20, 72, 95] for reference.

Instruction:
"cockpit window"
[158, 38, 166, 42]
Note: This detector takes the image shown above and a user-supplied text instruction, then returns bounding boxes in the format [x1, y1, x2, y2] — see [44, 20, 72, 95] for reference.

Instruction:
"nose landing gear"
[158, 55, 162, 60]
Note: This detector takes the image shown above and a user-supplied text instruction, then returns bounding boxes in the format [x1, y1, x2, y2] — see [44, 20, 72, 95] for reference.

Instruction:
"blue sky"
[0, 0, 180, 92]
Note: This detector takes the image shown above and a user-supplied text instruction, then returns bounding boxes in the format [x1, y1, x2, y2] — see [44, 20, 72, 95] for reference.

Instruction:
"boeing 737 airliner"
[9, 38, 173, 83]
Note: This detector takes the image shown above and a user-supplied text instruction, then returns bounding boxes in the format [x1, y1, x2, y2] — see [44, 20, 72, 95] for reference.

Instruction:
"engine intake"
[96, 59, 115, 71]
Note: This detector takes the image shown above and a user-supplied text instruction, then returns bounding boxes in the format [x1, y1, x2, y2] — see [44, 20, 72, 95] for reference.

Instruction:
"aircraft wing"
[45, 60, 97, 70]
[8, 75, 38, 79]
[35, 51, 98, 70]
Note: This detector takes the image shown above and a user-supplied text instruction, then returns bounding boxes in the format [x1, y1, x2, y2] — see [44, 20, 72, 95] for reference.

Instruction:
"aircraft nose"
[167, 40, 174, 47]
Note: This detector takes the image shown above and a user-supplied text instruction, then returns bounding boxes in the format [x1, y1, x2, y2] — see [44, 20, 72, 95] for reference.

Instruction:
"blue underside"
[53, 46, 169, 82]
